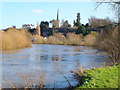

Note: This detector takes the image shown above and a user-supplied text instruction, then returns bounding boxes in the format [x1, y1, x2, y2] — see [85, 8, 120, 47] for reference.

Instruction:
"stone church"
[50, 9, 60, 28]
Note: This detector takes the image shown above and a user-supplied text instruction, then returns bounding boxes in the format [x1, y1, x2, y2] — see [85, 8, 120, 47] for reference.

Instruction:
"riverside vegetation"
[0, 28, 32, 50]
[0, 28, 97, 50]
[73, 22, 119, 88]
[31, 17, 119, 88]
[74, 63, 119, 88]
[1, 16, 119, 89]
[1, 25, 119, 88]
[33, 32, 97, 46]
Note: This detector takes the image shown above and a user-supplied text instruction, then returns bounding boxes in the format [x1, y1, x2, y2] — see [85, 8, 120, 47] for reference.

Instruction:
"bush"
[1, 28, 31, 50]
[45, 33, 67, 45]
[0, 30, 3, 50]
[32, 35, 44, 44]
[66, 33, 83, 45]
[44, 33, 84, 46]
[76, 26, 87, 35]
[95, 25, 119, 64]
[84, 31, 97, 46]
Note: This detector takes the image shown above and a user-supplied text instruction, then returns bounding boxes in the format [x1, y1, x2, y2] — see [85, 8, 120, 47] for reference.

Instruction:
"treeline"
[39, 13, 114, 37]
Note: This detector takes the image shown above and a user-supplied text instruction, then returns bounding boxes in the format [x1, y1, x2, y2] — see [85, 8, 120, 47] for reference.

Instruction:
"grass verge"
[75, 64, 119, 88]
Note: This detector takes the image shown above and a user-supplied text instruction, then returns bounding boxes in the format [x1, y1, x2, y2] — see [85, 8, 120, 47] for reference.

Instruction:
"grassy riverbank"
[75, 63, 119, 88]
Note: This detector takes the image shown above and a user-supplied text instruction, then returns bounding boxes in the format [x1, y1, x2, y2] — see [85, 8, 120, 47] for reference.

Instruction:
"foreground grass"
[75, 64, 119, 88]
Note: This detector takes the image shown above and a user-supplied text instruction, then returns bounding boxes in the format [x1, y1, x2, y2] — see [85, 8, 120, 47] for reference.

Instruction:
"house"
[22, 24, 36, 29]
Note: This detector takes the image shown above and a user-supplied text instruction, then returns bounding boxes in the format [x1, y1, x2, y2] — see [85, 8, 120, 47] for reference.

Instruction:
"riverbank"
[74, 63, 119, 88]
[1, 29, 97, 50]
[33, 32, 97, 46]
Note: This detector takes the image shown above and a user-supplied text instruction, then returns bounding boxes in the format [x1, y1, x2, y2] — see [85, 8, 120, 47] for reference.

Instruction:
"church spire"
[57, 9, 59, 21]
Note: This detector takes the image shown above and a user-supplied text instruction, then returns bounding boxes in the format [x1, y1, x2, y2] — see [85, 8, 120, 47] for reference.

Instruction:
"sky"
[0, 1, 115, 29]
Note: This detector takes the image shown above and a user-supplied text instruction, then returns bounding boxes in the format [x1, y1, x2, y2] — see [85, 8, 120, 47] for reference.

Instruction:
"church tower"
[57, 9, 59, 21]
[50, 9, 60, 28]
[36, 22, 41, 36]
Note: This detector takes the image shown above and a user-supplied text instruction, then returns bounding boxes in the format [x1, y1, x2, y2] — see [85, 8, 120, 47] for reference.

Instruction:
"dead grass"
[1, 28, 32, 50]
[3, 72, 46, 89]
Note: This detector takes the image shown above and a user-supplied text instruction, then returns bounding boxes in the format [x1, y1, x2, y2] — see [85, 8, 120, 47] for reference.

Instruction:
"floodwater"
[1, 44, 108, 88]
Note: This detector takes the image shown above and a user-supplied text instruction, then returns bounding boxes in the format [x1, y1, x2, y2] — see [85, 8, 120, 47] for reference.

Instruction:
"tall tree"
[77, 13, 80, 22]
[76, 13, 81, 26]
[40, 21, 49, 30]
[73, 20, 76, 26]
[40, 21, 49, 36]
[62, 20, 71, 28]
[76, 25, 87, 35]
[74, 13, 81, 27]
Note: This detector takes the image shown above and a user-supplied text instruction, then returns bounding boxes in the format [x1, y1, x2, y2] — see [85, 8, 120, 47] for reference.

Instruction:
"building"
[36, 22, 41, 36]
[50, 9, 60, 28]
[22, 24, 36, 29]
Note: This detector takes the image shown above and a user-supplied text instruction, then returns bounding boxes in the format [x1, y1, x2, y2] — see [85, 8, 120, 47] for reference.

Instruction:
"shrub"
[66, 33, 83, 45]
[44, 33, 84, 46]
[45, 33, 67, 45]
[95, 25, 119, 64]
[84, 31, 97, 46]
[76, 26, 87, 35]
[32, 35, 44, 44]
[0, 30, 3, 50]
[1, 28, 31, 50]
[45, 36, 60, 44]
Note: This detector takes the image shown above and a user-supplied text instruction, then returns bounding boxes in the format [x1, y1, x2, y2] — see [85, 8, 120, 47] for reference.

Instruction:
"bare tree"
[95, 0, 120, 22]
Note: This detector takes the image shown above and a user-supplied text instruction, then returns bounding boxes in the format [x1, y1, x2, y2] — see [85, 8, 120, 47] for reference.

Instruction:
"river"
[1, 44, 108, 88]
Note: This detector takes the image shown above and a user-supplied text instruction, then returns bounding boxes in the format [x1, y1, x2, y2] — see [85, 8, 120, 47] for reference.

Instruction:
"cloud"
[32, 9, 43, 13]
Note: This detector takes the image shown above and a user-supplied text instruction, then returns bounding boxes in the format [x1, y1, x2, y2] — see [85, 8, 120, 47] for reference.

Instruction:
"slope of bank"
[75, 63, 119, 88]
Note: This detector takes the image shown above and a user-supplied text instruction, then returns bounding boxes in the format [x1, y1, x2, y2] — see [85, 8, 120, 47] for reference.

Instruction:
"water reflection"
[52, 55, 61, 61]
[1, 44, 108, 88]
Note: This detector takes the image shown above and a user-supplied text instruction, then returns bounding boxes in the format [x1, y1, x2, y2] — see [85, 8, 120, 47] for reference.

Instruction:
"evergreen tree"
[40, 21, 49, 30]
[76, 25, 87, 35]
[77, 13, 80, 22]
[76, 13, 81, 26]
[63, 20, 71, 28]
[74, 13, 81, 27]
[73, 20, 76, 26]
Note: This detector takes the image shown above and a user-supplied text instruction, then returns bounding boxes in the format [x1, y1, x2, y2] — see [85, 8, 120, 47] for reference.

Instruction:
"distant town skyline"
[1, 2, 115, 29]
